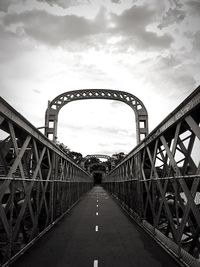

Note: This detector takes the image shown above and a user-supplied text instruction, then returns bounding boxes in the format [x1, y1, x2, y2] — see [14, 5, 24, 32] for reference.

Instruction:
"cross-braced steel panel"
[0, 97, 92, 266]
[45, 89, 148, 144]
[103, 86, 200, 266]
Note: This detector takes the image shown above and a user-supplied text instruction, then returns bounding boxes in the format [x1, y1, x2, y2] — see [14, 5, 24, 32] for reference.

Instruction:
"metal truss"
[45, 89, 148, 144]
[103, 86, 200, 266]
[0, 97, 92, 266]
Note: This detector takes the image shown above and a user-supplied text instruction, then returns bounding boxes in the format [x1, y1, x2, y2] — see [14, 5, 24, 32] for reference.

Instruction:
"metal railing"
[0, 97, 92, 266]
[103, 86, 200, 266]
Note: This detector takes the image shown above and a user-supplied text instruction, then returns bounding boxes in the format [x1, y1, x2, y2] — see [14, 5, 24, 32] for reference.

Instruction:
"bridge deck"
[12, 187, 179, 267]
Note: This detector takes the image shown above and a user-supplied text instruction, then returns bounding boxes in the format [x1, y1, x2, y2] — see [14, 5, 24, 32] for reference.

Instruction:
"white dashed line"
[97, 200, 98, 203]
[94, 260, 98, 267]
[96, 212, 98, 216]
[97, 204, 98, 208]
[95, 225, 98, 232]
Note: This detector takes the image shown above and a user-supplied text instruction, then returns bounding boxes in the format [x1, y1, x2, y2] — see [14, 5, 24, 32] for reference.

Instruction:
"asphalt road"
[12, 186, 179, 267]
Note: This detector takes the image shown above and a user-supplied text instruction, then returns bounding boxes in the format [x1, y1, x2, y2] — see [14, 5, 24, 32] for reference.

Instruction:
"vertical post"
[138, 112, 149, 143]
[45, 104, 58, 143]
[135, 153, 143, 218]
[8, 179, 14, 264]
[50, 151, 56, 222]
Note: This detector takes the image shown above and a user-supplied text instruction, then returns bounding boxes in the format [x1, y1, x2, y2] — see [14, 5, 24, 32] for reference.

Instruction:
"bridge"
[0, 86, 200, 267]
[81, 154, 114, 174]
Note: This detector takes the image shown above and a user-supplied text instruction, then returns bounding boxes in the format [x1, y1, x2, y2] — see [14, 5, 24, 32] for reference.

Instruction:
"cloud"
[156, 54, 181, 69]
[36, 0, 90, 9]
[192, 31, 200, 51]
[158, 7, 186, 29]
[157, 0, 188, 30]
[59, 122, 84, 131]
[113, 141, 132, 146]
[2, 4, 173, 51]
[111, 0, 122, 3]
[3, 8, 107, 46]
[0, 0, 16, 12]
[111, 5, 155, 33]
[110, 100, 126, 108]
[110, 5, 174, 50]
[186, 0, 200, 15]
[33, 89, 41, 94]
[169, 73, 196, 92]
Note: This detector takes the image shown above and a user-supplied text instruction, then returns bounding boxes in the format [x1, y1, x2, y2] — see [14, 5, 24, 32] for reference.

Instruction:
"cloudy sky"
[0, 0, 199, 157]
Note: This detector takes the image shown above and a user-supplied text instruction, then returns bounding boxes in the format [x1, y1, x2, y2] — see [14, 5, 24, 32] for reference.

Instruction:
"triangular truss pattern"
[104, 86, 200, 262]
[0, 101, 92, 265]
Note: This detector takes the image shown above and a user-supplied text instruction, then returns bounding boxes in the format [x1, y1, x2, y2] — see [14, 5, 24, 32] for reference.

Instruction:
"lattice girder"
[0, 96, 92, 265]
[103, 86, 200, 264]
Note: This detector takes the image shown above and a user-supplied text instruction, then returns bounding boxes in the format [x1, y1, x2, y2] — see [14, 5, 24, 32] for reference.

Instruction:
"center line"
[97, 200, 98, 203]
[97, 204, 98, 208]
[96, 212, 98, 216]
[95, 225, 98, 232]
[94, 260, 98, 267]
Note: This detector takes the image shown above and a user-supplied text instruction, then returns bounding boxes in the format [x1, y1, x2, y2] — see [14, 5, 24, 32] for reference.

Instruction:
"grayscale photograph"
[0, 0, 200, 266]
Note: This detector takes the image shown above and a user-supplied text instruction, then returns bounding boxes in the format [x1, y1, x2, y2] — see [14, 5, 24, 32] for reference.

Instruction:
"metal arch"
[85, 154, 111, 160]
[81, 154, 115, 170]
[45, 89, 149, 144]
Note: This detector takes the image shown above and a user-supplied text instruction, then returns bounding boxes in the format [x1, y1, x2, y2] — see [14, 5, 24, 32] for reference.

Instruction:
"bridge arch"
[87, 162, 109, 174]
[81, 154, 115, 170]
[85, 154, 111, 161]
[45, 89, 148, 144]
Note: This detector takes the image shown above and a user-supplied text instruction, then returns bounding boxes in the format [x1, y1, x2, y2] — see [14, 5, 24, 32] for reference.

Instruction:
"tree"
[56, 141, 83, 165]
[56, 142, 70, 154]
[111, 152, 126, 165]
[68, 151, 83, 164]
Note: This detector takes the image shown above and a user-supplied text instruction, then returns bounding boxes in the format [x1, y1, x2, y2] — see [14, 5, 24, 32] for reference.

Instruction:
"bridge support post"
[137, 111, 149, 143]
[45, 102, 58, 142]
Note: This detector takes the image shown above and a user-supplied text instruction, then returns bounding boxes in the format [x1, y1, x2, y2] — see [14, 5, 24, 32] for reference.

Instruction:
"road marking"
[97, 204, 98, 208]
[95, 225, 98, 232]
[97, 200, 98, 203]
[96, 212, 98, 216]
[94, 260, 98, 267]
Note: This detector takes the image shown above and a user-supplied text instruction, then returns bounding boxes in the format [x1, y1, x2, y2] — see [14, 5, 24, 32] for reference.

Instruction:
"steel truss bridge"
[81, 154, 114, 171]
[0, 86, 200, 267]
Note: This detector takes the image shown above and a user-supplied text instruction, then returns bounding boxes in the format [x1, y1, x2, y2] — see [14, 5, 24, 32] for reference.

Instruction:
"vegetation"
[56, 141, 83, 165]
[56, 141, 126, 169]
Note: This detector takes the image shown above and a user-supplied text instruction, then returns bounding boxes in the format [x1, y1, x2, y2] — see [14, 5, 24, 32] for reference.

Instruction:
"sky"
[0, 0, 199, 157]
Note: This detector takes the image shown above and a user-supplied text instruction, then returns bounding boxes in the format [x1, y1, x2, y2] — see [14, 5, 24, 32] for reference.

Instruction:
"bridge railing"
[0, 97, 92, 266]
[103, 86, 200, 266]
